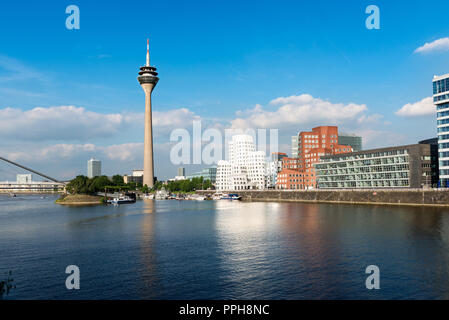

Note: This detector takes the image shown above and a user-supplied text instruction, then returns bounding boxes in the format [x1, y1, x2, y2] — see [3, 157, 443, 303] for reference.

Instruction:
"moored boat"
[220, 193, 242, 200]
[108, 195, 135, 205]
[155, 188, 169, 200]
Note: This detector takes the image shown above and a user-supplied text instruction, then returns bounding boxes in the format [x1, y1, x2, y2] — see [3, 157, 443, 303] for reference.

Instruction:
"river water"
[1, 194, 449, 299]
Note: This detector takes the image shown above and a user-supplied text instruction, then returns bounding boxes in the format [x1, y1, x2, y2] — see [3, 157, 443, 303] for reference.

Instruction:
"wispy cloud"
[415, 37, 449, 54]
[0, 55, 46, 82]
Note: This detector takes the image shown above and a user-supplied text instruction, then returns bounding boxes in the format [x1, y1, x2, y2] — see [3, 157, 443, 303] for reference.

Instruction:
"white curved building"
[216, 135, 266, 191]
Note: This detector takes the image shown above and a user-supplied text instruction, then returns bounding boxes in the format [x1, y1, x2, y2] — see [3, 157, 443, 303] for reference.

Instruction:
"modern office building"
[177, 167, 186, 177]
[315, 141, 438, 189]
[16, 174, 32, 184]
[338, 133, 363, 152]
[186, 167, 217, 183]
[278, 126, 353, 190]
[124, 169, 144, 185]
[266, 152, 288, 188]
[87, 158, 101, 178]
[138, 39, 159, 188]
[0, 181, 64, 192]
[216, 135, 266, 191]
[291, 135, 299, 158]
[433, 73, 449, 187]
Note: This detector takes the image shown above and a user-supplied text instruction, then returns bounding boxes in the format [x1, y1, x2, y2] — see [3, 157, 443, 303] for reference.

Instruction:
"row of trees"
[156, 177, 213, 193]
[65, 175, 137, 194]
[65, 175, 213, 194]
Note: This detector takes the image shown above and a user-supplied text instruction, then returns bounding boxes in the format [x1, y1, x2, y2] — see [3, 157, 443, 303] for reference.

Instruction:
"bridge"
[0, 156, 66, 192]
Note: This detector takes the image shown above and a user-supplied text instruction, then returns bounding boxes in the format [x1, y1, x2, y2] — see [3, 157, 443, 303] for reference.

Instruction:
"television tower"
[138, 39, 159, 188]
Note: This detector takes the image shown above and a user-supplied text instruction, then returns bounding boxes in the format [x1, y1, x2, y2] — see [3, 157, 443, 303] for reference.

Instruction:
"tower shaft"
[143, 84, 155, 188]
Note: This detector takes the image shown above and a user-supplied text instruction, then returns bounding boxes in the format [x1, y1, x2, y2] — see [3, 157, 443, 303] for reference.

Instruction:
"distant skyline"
[1, 0, 449, 180]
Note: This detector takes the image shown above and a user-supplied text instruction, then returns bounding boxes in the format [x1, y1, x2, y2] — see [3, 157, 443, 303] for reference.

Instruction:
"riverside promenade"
[198, 189, 449, 207]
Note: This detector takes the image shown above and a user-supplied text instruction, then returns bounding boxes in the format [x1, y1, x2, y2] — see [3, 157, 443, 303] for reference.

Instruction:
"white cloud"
[415, 37, 449, 54]
[153, 108, 200, 128]
[0, 105, 201, 141]
[395, 97, 435, 117]
[230, 94, 368, 129]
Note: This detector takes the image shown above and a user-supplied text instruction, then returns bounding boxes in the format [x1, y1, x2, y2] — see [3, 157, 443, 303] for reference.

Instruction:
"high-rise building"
[216, 135, 266, 191]
[433, 74, 449, 187]
[291, 135, 299, 158]
[138, 39, 159, 188]
[277, 126, 353, 190]
[338, 133, 363, 152]
[177, 167, 186, 177]
[87, 158, 101, 178]
[16, 174, 32, 184]
[266, 153, 287, 188]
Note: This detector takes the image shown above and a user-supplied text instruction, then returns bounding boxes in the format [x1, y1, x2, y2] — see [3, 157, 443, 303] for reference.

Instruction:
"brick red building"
[276, 126, 353, 190]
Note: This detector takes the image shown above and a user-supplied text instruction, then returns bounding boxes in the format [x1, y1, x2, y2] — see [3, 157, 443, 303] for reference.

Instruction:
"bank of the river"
[55, 194, 103, 205]
[197, 189, 449, 207]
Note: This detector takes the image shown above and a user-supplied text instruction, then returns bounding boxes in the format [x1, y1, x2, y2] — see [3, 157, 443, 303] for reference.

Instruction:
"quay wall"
[197, 189, 449, 207]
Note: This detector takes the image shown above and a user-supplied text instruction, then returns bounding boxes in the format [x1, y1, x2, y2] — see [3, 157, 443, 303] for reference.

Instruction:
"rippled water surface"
[2, 194, 449, 299]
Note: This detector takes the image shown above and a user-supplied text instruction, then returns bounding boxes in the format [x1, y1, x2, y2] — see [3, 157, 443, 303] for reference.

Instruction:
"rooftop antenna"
[146, 39, 150, 67]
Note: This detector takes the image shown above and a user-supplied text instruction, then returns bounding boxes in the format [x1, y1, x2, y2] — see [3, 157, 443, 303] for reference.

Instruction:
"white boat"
[155, 188, 169, 200]
[107, 195, 135, 205]
[212, 193, 223, 200]
[220, 193, 242, 200]
[143, 193, 154, 200]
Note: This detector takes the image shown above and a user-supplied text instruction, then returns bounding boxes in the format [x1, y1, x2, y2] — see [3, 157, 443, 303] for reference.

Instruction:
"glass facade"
[338, 134, 363, 152]
[316, 149, 410, 188]
[433, 77, 449, 95]
[291, 135, 299, 158]
[434, 74, 449, 186]
[186, 167, 217, 183]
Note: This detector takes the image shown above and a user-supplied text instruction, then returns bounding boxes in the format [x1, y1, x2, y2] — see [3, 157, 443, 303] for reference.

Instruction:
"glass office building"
[87, 158, 101, 178]
[434, 73, 449, 187]
[186, 167, 217, 183]
[315, 143, 437, 189]
[291, 135, 299, 158]
[338, 134, 363, 152]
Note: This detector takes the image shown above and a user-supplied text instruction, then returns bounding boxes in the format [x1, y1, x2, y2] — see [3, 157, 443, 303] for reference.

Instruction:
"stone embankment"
[197, 189, 449, 207]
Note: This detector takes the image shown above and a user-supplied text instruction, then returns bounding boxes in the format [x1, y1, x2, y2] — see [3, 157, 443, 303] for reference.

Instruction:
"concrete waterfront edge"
[197, 190, 449, 207]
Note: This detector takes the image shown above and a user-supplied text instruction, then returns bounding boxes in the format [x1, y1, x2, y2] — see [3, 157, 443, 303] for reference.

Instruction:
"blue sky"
[1, 0, 449, 180]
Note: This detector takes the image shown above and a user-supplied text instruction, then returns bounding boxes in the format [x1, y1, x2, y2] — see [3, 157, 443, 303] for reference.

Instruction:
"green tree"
[89, 175, 111, 193]
[112, 175, 124, 186]
[126, 181, 137, 190]
[66, 175, 89, 194]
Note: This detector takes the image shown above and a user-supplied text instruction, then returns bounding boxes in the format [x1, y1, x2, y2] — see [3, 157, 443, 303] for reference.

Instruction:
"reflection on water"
[138, 200, 158, 298]
[2, 194, 449, 299]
